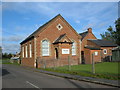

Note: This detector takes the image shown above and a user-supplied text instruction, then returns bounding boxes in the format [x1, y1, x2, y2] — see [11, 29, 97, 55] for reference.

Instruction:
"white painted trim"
[103, 49, 107, 54]
[25, 45, 28, 58]
[29, 43, 32, 58]
[22, 46, 24, 58]
[72, 40, 77, 56]
[41, 39, 50, 56]
[34, 38, 36, 67]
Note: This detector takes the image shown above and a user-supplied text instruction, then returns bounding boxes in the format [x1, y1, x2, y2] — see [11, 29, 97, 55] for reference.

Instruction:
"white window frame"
[29, 43, 32, 58]
[26, 45, 28, 58]
[72, 42, 76, 55]
[94, 51, 98, 56]
[56, 24, 63, 30]
[103, 49, 107, 54]
[42, 40, 50, 56]
[22, 46, 24, 58]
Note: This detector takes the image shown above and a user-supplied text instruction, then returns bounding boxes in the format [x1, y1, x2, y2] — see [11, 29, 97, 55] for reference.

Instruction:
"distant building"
[112, 46, 120, 62]
[79, 28, 118, 64]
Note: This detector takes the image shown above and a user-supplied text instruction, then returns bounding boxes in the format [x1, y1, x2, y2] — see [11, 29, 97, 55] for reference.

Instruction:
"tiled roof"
[85, 46, 101, 50]
[20, 14, 61, 44]
[53, 34, 72, 44]
[54, 34, 66, 43]
[88, 39, 118, 47]
[79, 31, 88, 40]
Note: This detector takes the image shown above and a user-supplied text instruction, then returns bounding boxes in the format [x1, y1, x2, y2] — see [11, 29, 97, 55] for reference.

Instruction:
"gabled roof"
[88, 39, 118, 47]
[20, 14, 61, 44]
[54, 34, 66, 43]
[20, 14, 81, 44]
[53, 34, 72, 44]
[79, 31, 88, 40]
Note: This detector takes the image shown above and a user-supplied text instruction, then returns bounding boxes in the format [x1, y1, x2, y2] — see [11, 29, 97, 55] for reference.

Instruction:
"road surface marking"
[26, 81, 39, 88]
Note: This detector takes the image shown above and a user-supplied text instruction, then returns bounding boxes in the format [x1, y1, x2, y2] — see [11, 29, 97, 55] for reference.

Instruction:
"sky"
[1, 1, 119, 54]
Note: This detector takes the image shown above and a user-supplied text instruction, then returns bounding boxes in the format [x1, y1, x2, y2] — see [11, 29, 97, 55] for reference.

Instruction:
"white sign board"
[62, 49, 70, 54]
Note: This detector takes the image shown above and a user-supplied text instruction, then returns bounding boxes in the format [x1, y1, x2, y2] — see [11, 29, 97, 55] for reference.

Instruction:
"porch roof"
[53, 34, 73, 44]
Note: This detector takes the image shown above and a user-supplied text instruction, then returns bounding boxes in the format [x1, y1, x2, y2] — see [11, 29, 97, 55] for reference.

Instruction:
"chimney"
[87, 28, 92, 33]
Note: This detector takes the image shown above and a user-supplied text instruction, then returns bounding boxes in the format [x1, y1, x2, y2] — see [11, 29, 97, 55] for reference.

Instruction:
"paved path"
[2, 64, 118, 89]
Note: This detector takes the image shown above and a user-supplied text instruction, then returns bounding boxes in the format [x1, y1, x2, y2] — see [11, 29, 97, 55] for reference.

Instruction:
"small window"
[103, 49, 107, 54]
[94, 52, 98, 56]
[56, 24, 63, 30]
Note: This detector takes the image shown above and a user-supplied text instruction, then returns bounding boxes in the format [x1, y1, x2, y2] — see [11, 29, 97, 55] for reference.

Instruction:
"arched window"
[72, 42, 76, 55]
[42, 40, 50, 56]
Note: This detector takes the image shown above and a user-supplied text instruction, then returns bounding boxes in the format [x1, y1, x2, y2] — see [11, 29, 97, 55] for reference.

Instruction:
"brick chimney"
[87, 28, 92, 33]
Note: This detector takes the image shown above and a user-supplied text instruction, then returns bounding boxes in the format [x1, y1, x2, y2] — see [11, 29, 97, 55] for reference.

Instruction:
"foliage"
[100, 18, 120, 46]
[115, 18, 120, 45]
[2, 53, 13, 59]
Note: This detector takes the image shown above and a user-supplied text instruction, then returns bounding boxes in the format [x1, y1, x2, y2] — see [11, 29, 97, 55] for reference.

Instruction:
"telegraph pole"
[92, 53, 95, 74]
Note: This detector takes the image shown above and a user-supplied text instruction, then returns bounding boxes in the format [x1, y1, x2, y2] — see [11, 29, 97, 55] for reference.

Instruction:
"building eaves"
[20, 14, 61, 44]
[79, 31, 88, 40]
[88, 39, 118, 47]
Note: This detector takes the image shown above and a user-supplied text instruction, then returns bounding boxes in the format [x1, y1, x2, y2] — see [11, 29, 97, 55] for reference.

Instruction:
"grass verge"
[39, 62, 120, 80]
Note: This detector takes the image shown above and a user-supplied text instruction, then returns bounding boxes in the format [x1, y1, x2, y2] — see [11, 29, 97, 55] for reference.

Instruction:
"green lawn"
[40, 62, 120, 80]
[2, 58, 20, 65]
[56, 62, 119, 74]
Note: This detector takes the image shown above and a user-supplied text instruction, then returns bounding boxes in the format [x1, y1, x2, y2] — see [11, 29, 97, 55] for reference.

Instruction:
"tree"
[2, 53, 13, 59]
[115, 18, 120, 45]
[100, 18, 120, 46]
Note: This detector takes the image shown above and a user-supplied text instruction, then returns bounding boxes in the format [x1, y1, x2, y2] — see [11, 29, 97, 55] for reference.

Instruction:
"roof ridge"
[79, 31, 88, 35]
[20, 14, 61, 44]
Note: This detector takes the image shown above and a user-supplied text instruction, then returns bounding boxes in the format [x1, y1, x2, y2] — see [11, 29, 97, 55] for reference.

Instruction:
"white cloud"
[2, 35, 25, 42]
[2, 43, 20, 54]
[75, 20, 80, 24]
[2, 2, 118, 54]
[81, 23, 95, 31]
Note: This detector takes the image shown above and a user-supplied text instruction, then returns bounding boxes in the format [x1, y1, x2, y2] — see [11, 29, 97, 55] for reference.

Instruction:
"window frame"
[25, 45, 28, 58]
[72, 41, 76, 56]
[56, 24, 63, 30]
[41, 39, 50, 56]
[29, 43, 32, 58]
[103, 49, 107, 54]
[22, 46, 24, 58]
[94, 51, 98, 56]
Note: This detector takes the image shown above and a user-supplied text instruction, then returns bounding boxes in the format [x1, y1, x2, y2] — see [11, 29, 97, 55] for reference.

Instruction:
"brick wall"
[81, 28, 97, 51]
[84, 48, 101, 64]
[21, 15, 81, 67]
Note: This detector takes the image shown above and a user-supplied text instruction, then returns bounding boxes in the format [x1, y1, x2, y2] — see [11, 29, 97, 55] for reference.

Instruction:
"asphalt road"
[2, 64, 117, 89]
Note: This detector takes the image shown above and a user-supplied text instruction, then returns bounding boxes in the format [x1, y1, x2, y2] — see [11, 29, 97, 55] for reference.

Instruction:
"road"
[2, 64, 117, 89]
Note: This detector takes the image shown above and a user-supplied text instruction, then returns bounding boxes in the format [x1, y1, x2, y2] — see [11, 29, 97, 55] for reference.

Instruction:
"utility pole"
[92, 53, 95, 74]
[68, 55, 71, 71]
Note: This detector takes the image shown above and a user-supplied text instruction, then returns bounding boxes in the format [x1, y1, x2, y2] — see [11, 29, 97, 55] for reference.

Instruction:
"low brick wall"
[37, 57, 79, 68]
